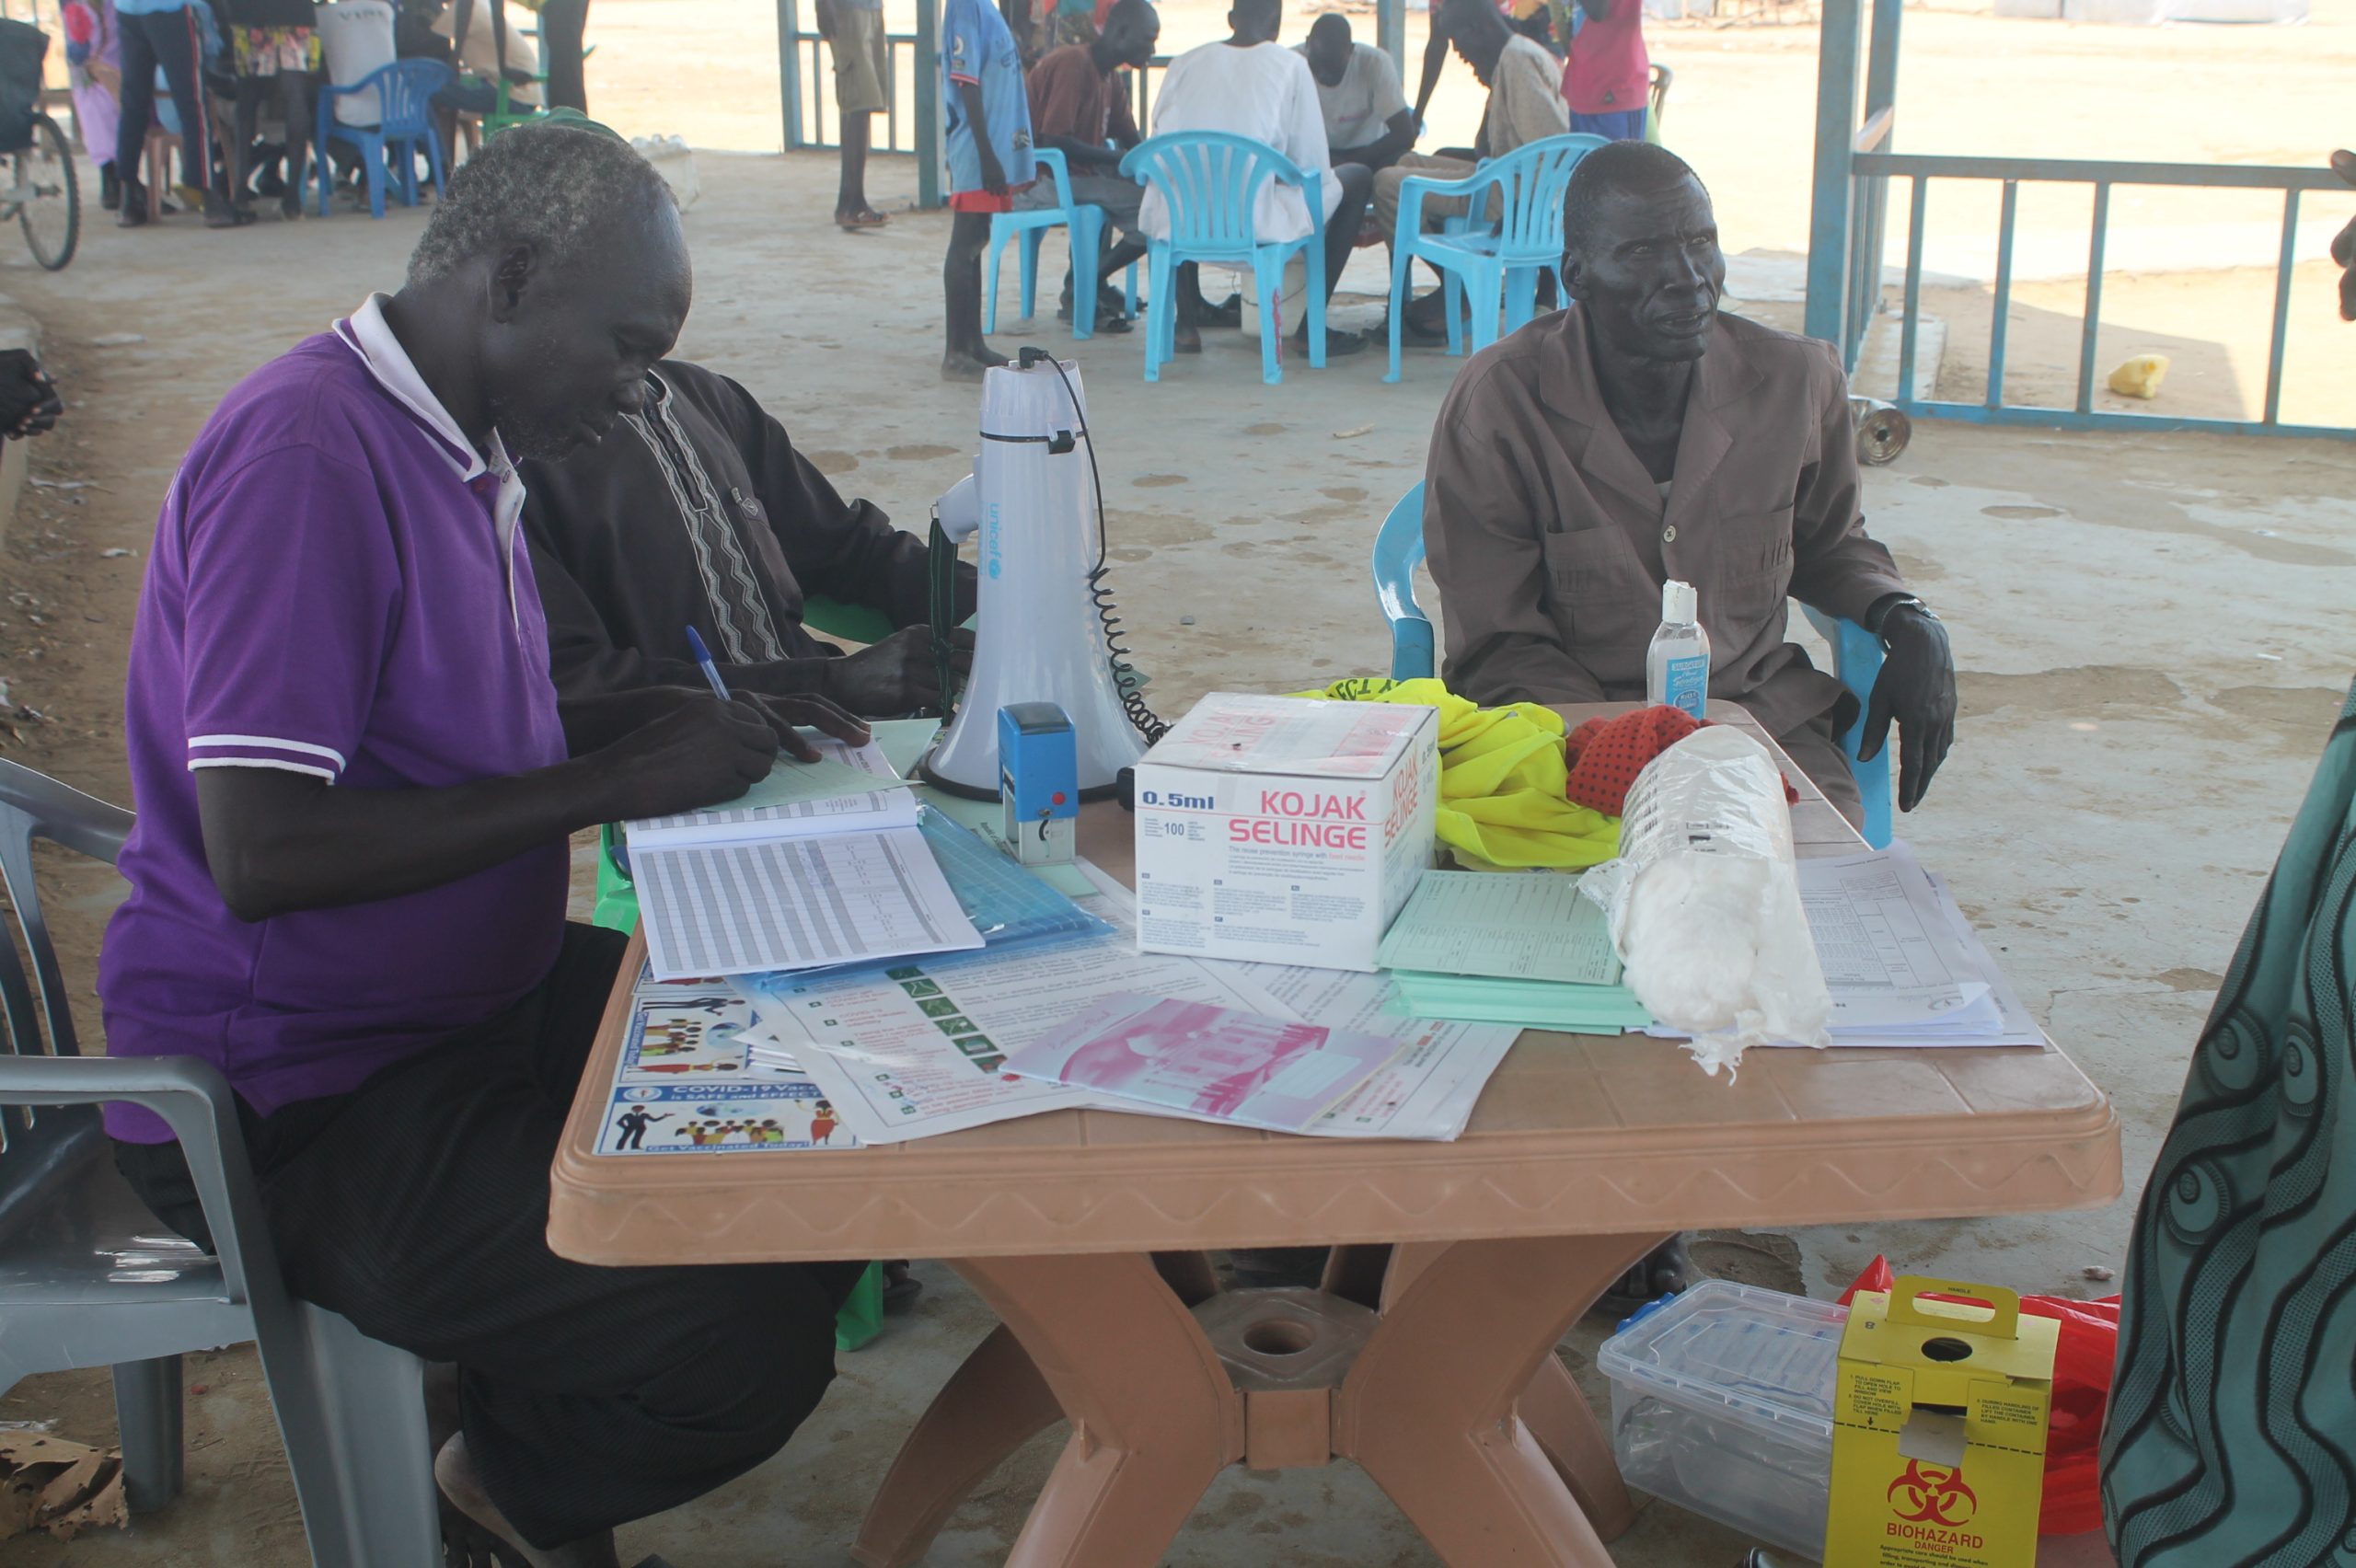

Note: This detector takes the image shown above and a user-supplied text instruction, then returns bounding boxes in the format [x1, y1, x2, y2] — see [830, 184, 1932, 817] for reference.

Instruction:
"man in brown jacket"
[1425, 140, 1956, 826]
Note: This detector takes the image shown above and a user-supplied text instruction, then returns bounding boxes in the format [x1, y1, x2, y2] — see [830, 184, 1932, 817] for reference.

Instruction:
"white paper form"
[1794, 844, 1995, 1030]
[1241, 963, 1520, 1140]
[1729, 853, 2045, 1052]
[1078, 862, 1521, 1141]
[1375, 870, 1622, 986]
[632, 825, 983, 980]
[742, 929, 1291, 1144]
[626, 734, 919, 849]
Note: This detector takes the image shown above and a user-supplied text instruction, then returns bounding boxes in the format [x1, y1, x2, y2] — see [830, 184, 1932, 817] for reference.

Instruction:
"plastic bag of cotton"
[1579, 725, 1832, 1078]
[632, 135, 700, 213]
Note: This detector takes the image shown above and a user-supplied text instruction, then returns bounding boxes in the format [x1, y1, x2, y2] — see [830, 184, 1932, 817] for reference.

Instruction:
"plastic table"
[547, 703, 2122, 1567]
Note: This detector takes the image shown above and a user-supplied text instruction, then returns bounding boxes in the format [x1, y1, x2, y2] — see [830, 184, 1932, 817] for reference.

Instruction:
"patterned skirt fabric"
[2101, 677, 2356, 1566]
[231, 25, 320, 78]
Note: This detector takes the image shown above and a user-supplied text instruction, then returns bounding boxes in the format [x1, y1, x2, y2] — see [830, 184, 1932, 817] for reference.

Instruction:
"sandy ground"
[0, 1, 2352, 1559]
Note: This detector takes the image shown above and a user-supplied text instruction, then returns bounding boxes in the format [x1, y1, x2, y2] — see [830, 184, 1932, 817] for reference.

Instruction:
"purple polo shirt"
[100, 295, 570, 1143]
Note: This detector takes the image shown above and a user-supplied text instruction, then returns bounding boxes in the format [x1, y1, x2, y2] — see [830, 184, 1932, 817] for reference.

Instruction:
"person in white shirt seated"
[1145, 0, 1372, 358]
[1299, 13, 1414, 173]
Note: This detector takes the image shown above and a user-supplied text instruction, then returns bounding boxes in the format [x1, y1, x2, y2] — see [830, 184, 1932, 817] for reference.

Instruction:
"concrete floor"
[0, 147, 2350, 1566]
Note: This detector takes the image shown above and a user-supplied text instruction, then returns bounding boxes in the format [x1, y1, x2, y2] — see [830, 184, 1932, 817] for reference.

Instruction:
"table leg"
[951, 1252, 1244, 1568]
[1519, 1353, 1637, 1540]
[1334, 1232, 1663, 1566]
[1376, 1236, 1645, 1540]
[849, 1322, 1062, 1568]
[852, 1251, 1226, 1566]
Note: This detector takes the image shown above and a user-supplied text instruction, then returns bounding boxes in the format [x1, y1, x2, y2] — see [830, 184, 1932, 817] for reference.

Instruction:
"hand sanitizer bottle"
[1646, 580, 1710, 719]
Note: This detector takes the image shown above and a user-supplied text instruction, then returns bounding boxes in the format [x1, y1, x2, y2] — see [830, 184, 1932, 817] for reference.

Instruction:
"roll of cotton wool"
[1584, 724, 1833, 1077]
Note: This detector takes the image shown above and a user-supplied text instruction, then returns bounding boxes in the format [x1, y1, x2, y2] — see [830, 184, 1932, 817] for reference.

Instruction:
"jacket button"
[1662, 525, 1678, 543]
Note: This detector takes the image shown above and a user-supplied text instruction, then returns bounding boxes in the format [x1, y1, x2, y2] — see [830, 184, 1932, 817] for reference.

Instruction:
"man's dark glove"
[1857, 603, 1955, 813]
[0, 349, 61, 438]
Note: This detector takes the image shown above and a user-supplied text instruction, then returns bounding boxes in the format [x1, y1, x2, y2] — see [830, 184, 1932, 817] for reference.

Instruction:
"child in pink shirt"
[1563, 0, 1648, 142]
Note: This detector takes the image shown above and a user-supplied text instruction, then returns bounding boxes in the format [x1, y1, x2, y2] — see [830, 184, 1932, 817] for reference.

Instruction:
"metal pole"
[1897, 175, 1926, 407]
[777, 0, 803, 151]
[915, 0, 941, 208]
[1987, 179, 2019, 409]
[2075, 183, 2109, 416]
[1863, 0, 1902, 121]
[2262, 187, 2301, 426]
[1378, 0, 1406, 76]
[1802, 0, 1864, 346]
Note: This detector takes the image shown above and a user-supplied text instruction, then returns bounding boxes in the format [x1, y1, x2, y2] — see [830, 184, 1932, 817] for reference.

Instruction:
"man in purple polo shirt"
[101, 122, 872, 1568]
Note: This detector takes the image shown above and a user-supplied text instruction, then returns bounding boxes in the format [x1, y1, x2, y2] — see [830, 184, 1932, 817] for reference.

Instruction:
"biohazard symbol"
[1888, 1460, 1979, 1528]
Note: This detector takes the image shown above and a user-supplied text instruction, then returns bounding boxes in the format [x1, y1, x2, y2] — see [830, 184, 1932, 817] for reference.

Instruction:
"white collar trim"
[333, 293, 531, 635]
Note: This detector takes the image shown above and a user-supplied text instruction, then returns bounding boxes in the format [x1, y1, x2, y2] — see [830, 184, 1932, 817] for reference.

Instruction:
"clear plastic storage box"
[1597, 1277, 1846, 1561]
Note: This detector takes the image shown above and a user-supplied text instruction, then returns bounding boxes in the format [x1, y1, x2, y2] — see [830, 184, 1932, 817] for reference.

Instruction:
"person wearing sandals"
[112, 0, 256, 225]
[815, 0, 891, 230]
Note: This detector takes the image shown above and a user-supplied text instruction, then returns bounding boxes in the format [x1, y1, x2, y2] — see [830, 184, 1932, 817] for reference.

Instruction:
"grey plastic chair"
[0, 756, 441, 1567]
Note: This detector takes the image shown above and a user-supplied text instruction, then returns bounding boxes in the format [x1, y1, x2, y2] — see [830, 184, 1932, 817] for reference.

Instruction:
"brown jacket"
[1424, 307, 1908, 742]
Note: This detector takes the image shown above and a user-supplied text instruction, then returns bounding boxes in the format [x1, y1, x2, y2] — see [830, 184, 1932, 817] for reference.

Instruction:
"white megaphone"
[920, 356, 1149, 799]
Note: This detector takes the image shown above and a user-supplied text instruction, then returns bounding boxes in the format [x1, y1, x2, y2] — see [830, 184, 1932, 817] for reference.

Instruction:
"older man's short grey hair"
[407, 124, 676, 289]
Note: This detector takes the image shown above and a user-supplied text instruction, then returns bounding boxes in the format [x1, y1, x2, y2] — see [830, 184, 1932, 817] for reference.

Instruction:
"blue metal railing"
[1852, 153, 2353, 441]
[1838, 107, 1894, 371]
[782, 29, 925, 154]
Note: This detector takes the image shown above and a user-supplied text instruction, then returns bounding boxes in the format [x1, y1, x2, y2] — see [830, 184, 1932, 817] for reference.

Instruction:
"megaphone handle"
[925, 516, 965, 723]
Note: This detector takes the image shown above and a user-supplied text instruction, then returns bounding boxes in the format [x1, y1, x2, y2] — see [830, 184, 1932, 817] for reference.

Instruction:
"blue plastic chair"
[316, 59, 454, 218]
[1385, 133, 1609, 384]
[1370, 483, 1895, 846]
[985, 147, 1139, 341]
[1373, 481, 1436, 682]
[1118, 131, 1331, 386]
[1799, 605, 1893, 850]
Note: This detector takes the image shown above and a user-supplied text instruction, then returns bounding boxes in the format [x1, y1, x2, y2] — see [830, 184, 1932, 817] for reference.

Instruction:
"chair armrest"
[0, 1055, 275, 1309]
[1392, 168, 1500, 249]
[1032, 145, 1077, 208]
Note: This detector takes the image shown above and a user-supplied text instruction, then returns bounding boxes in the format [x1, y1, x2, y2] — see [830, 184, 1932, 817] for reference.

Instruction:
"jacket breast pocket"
[1542, 526, 1650, 655]
[1713, 510, 1797, 629]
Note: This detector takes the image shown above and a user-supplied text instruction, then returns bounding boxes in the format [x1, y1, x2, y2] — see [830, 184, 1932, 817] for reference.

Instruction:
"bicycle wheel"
[17, 114, 78, 271]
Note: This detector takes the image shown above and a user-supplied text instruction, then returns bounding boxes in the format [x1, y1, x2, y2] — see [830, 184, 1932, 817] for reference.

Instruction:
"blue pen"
[684, 626, 732, 701]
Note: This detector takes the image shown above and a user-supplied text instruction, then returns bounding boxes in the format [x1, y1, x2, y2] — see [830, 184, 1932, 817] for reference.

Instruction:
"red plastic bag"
[1837, 1257, 2119, 1537]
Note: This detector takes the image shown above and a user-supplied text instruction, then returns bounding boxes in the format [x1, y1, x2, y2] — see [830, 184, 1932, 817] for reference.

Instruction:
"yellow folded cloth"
[1290, 677, 1620, 870]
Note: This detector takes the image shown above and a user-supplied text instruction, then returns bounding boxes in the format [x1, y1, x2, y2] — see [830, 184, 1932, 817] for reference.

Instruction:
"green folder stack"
[1375, 870, 1657, 1034]
[1382, 972, 1655, 1033]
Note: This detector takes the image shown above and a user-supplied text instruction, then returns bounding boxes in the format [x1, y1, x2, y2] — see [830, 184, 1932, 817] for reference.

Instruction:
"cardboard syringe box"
[1825, 1277, 2057, 1568]
[1133, 693, 1438, 972]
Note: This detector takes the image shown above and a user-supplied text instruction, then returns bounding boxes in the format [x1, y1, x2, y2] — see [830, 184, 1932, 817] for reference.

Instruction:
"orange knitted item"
[1564, 707, 1707, 815]
[1564, 707, 1804, 814]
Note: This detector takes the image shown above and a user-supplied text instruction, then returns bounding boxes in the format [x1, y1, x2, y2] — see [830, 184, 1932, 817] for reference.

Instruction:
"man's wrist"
[1865, 594, 1936, 641]
[743, 657, 842, 701]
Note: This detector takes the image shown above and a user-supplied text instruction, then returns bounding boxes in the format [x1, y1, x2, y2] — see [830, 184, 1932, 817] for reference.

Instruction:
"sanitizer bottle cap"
[1661, 580, 1698, 624]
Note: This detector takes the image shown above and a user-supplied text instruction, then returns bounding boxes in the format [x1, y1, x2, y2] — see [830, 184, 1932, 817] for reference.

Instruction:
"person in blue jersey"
[940, 0, 1036, 380]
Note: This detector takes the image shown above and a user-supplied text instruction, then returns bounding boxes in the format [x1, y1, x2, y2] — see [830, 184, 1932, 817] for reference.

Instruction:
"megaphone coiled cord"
[1024, 348, 1170, 745]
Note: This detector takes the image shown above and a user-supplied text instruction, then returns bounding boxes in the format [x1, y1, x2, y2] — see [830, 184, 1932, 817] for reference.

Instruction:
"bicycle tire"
[17, 113, 78, 271]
